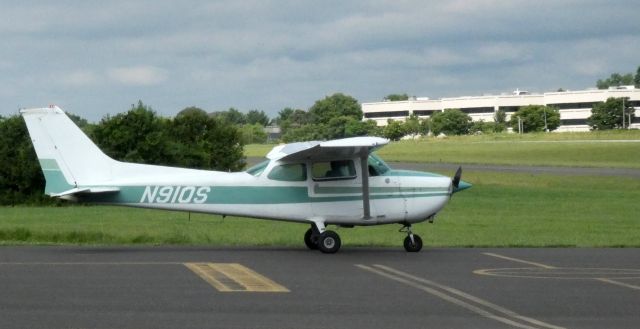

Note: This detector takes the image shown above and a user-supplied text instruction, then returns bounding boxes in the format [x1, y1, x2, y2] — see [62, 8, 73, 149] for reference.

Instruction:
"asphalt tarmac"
[1, 247, 639, 329]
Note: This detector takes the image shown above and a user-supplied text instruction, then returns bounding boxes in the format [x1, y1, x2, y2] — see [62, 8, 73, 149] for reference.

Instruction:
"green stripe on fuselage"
[77, 185, 449, 205]
[314, 186, 448, 195]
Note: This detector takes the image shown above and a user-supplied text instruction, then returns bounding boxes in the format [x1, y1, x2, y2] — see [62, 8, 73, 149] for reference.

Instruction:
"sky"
[1, 0, 639, 122]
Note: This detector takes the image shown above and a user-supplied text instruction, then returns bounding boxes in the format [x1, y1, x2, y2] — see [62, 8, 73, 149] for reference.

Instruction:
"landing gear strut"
[400, 224, 423, 252]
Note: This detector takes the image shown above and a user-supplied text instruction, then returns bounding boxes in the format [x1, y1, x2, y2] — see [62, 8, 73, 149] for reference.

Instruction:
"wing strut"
[360, 150, 371, 219]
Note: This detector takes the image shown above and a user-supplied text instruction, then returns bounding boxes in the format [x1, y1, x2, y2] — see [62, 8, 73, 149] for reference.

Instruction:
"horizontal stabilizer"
[51, 187, 120, 198]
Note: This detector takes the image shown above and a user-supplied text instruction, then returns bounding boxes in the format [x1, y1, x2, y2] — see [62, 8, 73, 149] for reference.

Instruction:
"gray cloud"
[1, 1, 639, 121]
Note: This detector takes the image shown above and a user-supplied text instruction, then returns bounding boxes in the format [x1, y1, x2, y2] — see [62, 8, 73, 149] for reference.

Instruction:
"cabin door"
[308, 159, 364, 221]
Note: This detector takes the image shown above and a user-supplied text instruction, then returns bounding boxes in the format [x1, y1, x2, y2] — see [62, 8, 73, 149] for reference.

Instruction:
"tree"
[67, 112, 89, 128]
[509, 105, 560, 132]
[246, 110, 270, 126]
[588, 97, 635, 130]
[277, 108, 311, 136]
[171, 106, 245, 171]
[172, 107, 211, 168]
[403, 114, 422, 137]
[597, 72, 635, 89]
[240, 123, 268, 144]
[492, 109, 507, 132]
[211, 108, 247, 125]
[282, 124, 325, 142]
[361, 119, 382, 137]
[325, 116, 353, 139]
[309, 93, 362, 125]
[419, 118, 430, 136]
[0, 115, 49, 205]
[384, 93, 409, 101]
[91, 101, 173, 165]
[494, 109, 507, 124]
[429, 109, 472, 135]
[469, 120, 504, 134]
[383, 120, 406, 141]
[275, 108, 295, 125]
[635, 66, 640, 88]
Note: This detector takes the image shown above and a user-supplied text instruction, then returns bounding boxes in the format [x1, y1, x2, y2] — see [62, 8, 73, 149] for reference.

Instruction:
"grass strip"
[1, 172, 638, 247]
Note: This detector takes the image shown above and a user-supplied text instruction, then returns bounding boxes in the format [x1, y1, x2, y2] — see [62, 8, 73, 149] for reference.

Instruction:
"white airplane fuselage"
[72, 157, 453, 226]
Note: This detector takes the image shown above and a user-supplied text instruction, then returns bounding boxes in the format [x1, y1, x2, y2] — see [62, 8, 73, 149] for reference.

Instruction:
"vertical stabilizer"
[20, 106, 115, 195]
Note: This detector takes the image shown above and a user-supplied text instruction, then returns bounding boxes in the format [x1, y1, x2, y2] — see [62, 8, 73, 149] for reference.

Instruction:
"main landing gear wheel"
[304, 228, 319, 250]
[318, 230, 341, 254]
[403, 234, 423, 252]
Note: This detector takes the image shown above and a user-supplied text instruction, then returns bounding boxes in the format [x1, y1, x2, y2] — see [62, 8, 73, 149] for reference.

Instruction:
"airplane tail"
[20, 106, 117, 196]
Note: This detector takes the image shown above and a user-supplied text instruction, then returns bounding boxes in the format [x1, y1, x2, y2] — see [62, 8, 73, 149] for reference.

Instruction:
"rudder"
[21, 106, 115, 195]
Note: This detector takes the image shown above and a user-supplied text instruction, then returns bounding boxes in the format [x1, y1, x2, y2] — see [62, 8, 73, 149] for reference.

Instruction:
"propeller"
[452, 166, 462, 189]
[451, 166, 472, 194]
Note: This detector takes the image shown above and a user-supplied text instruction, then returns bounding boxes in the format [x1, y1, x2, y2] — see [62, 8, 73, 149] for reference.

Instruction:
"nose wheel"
[400, 224, 423, 252]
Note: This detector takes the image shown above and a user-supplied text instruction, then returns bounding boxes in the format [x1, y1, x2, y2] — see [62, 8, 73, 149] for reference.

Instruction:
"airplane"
[21, 105, 471, 253]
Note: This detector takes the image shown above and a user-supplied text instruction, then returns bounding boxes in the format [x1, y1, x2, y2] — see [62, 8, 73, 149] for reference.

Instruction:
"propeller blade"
[452, 166, 462, 189]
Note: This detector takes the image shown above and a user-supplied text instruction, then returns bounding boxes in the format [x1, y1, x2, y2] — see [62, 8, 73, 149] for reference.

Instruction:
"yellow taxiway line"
[184, 263, 289, 293]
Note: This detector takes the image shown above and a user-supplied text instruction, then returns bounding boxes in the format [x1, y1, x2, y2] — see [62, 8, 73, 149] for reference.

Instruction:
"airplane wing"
[266, 137, 389, 162]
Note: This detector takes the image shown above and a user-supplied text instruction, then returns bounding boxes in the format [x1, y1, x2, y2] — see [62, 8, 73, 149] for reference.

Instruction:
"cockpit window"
[267, 163, 307, 181]
[245, 160, 269, 177]
[368, 153, 390, 176]
[312, 160, 356, 181]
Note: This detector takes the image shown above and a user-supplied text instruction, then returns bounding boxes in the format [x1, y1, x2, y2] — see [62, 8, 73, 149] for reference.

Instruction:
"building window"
[547, 102, 599, 110]
[364, 111, 409, 118]
[498, 106, 520, 113]
[453, 107, 494, 114]
[560, 118, 589, 125]
[413, 110, 439, 116]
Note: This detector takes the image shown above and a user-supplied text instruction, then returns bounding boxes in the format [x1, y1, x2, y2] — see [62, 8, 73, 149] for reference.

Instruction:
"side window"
[245, 160, 269, 177]
[312, 160, 356, 181]
[368, 154, 390, 175]
[267, 163, 307, 181]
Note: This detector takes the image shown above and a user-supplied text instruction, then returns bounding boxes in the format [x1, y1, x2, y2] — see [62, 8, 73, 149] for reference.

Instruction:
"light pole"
[543, 107, 548, 132]
[622, 98, 626, 129]
[518, 116, 523, 134]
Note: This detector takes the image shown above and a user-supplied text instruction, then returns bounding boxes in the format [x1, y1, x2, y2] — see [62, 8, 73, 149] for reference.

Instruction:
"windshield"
[245, 159, 269, 176]
[368, 153, 390, 175]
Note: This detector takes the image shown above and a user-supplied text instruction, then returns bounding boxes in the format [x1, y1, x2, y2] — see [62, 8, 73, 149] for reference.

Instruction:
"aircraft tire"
[304, 228, 319, 250]
[403, 234, 423, 252]
[318, 231, 341, 254]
